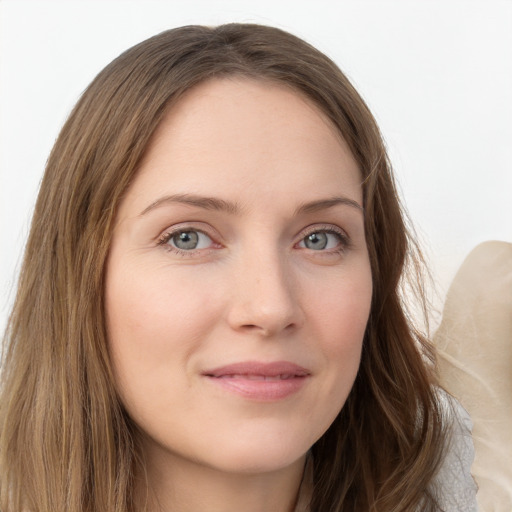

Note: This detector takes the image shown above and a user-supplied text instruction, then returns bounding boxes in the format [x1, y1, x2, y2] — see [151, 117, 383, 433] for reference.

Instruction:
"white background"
[1, 0, 511, 334]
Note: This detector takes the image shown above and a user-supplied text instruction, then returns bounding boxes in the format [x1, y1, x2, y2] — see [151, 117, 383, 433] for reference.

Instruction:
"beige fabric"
[435, 241, 512, 511]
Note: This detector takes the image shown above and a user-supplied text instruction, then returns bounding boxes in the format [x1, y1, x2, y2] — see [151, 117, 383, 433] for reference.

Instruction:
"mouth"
[202, 361, 310, 401]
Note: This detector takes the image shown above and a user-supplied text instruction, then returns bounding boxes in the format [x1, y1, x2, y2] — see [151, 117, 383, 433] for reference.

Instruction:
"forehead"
[123, 77, 362, 215]
[143, 77, 351, 166]
[160, 77, 343, 138]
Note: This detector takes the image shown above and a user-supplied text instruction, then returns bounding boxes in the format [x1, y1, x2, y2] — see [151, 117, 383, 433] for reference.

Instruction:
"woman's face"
[105, 78, 372, 476]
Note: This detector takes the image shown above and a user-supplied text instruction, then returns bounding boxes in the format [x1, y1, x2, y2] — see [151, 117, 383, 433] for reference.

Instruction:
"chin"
[196, 427, 314, 475]
[209, 449, 308, 476]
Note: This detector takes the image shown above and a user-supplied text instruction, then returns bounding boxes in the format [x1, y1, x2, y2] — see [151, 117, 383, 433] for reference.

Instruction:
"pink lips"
[203, 361, 310, 401]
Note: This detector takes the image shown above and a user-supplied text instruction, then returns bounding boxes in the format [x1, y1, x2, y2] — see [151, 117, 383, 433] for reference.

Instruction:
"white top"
[434, 392, 478, 511]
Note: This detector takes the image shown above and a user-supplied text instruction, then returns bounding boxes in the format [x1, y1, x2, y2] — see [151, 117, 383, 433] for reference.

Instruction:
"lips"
[203, 361, 310, 401]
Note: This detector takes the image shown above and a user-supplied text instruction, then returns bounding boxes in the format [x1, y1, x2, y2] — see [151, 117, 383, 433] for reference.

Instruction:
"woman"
[0, 24, 475, 511]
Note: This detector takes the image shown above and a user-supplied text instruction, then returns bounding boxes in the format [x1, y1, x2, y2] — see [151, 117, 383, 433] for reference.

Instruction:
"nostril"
[241, 324, 268, 334]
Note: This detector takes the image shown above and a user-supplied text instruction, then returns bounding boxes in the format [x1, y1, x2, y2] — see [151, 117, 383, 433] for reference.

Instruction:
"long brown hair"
[0, 24, 445, 511]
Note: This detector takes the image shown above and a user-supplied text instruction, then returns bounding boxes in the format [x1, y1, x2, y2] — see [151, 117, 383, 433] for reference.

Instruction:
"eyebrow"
[295, 197, 364, 215]
[139, 193, 363, 217]
[139, 193, 241, 216]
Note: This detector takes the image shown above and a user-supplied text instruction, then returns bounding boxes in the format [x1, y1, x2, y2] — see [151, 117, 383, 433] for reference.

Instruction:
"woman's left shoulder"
[433, 388, 478, 511]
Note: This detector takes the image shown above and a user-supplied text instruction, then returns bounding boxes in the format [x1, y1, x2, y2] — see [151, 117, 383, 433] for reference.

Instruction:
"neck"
[135, 447, 307, 512]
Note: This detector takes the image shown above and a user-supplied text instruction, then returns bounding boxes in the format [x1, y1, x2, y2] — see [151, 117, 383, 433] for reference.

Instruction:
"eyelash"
[157, 224, 351, 256]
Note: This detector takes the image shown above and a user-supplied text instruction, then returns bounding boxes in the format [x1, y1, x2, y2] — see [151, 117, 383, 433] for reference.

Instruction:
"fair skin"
[105, 78, 373, 512]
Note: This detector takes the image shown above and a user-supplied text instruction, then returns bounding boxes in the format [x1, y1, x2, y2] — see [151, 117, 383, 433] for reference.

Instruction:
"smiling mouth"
[212, 373, 304, 380]
[203, 361, 310, 401]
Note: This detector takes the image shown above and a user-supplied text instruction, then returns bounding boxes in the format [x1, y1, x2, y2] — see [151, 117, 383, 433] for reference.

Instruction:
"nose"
[226, 248, 304, 337]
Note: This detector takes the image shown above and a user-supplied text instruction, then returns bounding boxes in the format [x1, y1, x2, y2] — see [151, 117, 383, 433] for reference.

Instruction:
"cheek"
[306, 265, 372, 399]
[107, 257, 218, 334]
[309, 264, 372, 345]
[104, 261, 221, 394]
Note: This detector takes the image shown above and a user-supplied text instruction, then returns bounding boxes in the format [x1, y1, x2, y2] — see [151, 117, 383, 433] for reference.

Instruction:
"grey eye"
[300, 231, 342, 250]
[305, 232, 328, 250]
[169, 231, 212, 250]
